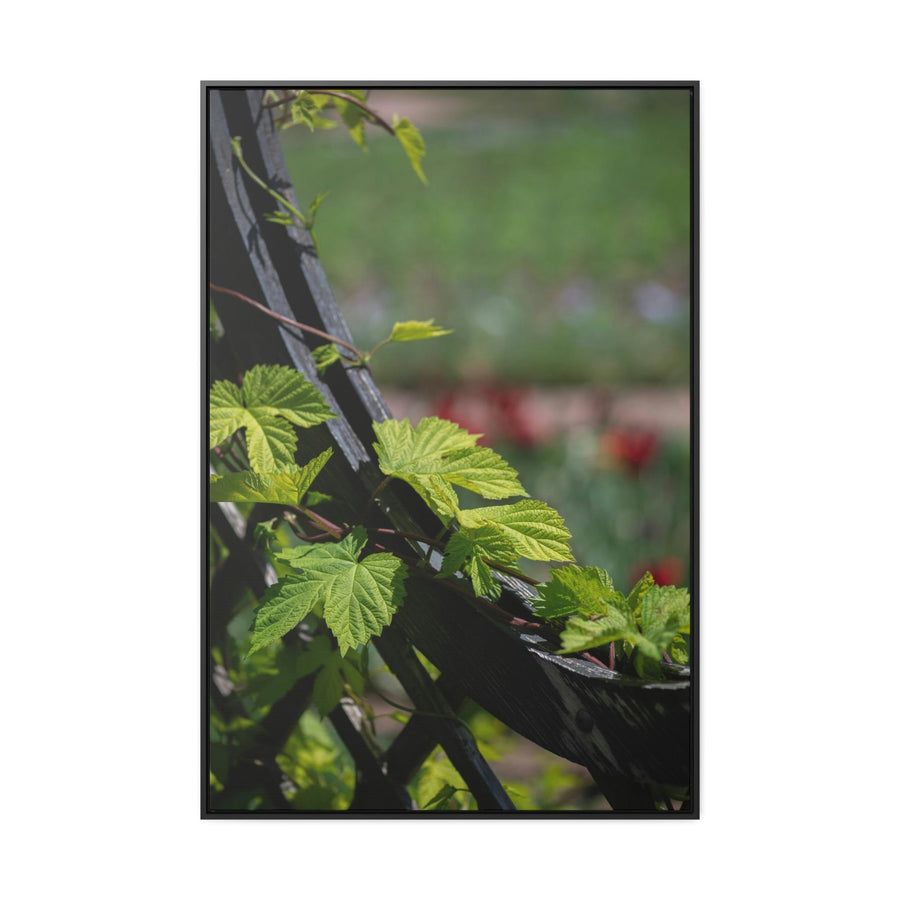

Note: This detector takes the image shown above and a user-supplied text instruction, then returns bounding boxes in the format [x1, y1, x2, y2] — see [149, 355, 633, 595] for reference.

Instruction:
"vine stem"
[366, 335, 394, 360]
[208, 283, 363, 361]
[262, 89, 397, 136]
[282, 513, 333, 543]
[289, 505, 344, 540]
[231, 139, 310, 227]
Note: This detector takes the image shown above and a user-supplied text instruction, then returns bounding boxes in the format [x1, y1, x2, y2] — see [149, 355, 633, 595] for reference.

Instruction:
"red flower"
[601, 428, 658, 474]
[431, 382, 545, 449]
[486, 384, 542, 449]
[631, 557, 685, 587]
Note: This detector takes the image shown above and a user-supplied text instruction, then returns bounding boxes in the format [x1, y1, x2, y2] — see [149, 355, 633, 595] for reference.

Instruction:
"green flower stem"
[208, 283, 364, 362]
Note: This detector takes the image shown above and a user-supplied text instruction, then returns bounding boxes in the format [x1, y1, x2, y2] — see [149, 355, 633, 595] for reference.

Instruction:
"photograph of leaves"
[205, 84, 695, 816]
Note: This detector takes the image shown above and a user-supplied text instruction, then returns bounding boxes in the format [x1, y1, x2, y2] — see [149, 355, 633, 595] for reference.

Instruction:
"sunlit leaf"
[333, 96, 368, 150]
[393, 116, 428, 184]
[457, 500, 574, 562]
[209, 365, 335, 472]
[312, 343, 341, 373]
[208, 449, 332, 505]
[388, 319, 453, 343]
[533, 565, 619, 619]
[558, 609, 642, 655]
[372, 417, 526, 520]
[269, 526, 408, 655]
[439, 524, 519, 600]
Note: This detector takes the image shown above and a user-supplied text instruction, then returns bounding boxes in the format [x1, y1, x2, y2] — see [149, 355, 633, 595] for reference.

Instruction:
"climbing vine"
[209, 89, 690, 811]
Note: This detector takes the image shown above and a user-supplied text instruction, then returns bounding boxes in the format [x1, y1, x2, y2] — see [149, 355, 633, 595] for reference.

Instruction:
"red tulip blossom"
[432, 382, 544, 449]
[601, 427, 659, 475]
[631, 556, 685, 587]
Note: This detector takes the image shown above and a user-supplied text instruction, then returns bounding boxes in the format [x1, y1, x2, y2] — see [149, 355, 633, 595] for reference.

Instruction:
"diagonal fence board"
[206, 87, 692, 803]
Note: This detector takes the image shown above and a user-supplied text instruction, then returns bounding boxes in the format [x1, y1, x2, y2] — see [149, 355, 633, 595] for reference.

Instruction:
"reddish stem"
[209, 283, 362, 360]
[581, 652, 610, 670]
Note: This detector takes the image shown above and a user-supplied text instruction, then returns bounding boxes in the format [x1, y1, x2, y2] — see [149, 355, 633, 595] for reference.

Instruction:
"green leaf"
[553, 575, 691, 677]
[437, 444, 527, 499]
[422, 783, 461, 810]
[404, 472, 462, 522]
[263, 210, 295, 227]
[457, 500, 574, 562]
[533, 564, 620, 619]
[295, 635, 334, 677]
[247, 575, 321, 657]
[312, 655, 344, 718]
[669, 633, 689, 665]
[558, 609, 643, 655]
[289, 91, 325, 131]
[272, 526, 407, 655]
[340, 650, 367, 695]
[439, 524, 519, 600]
[209, 380, 247, 449]
[333, 96, 368, 150]
[311, 343, 341, 374]
[393, 115, 428, 185]
[626, 570, 656, 614]
[307, 191, 328, 224]
[253, 517, 279, 550]
[640, 585, 691, 652]
[372, 417, 526, 520]
[292, 448, 334, 502]
[209, 365, 335, 472]
[388, 320, 453, 343]
[240, 365, 334, 429]
[208, 449, 332, 505]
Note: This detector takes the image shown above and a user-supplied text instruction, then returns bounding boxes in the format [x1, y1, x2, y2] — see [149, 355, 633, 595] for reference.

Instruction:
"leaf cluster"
[534, 567, 690, 677]
[250, 527, 407, 658]
[373, 416, 574, 600]
[264, 88, 429, 185]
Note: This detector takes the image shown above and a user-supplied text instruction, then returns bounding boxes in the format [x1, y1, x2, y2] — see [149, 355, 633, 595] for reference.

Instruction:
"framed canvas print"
[204, 83, 697, 817]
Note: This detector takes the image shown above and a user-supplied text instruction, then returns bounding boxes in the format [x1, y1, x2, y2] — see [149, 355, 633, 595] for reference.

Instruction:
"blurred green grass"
[281, 88, 691, 386]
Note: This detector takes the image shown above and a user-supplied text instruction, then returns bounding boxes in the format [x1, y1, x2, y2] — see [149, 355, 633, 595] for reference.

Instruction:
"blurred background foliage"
[280, 87, 691, 592]
[283, 88, 690, 386]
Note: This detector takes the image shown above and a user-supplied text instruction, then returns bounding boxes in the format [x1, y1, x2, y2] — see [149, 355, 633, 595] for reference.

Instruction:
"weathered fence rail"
[206, 87, 692, 813]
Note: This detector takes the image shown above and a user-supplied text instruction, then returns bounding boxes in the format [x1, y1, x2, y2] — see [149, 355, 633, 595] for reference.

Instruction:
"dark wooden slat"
[374, 627, 517, 811]
[328, 701, 414, 811]
[395, 570, 691, 786]
[383, 674, 469, 786]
